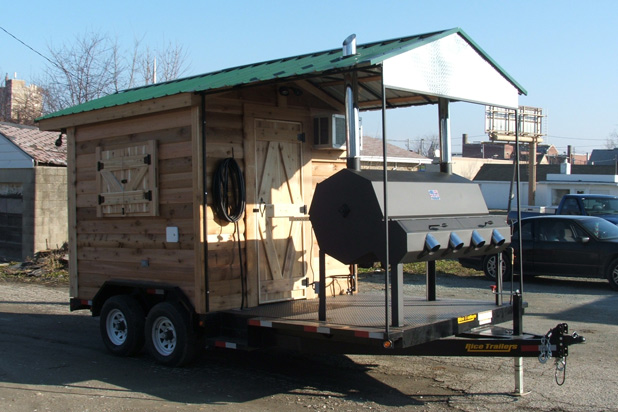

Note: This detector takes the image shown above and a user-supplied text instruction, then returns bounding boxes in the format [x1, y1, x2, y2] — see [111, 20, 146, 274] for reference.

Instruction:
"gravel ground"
[0, 272, 616, 411]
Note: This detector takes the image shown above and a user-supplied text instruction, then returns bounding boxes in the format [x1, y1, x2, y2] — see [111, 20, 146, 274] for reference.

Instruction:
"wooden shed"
[37, 28, 526, 317]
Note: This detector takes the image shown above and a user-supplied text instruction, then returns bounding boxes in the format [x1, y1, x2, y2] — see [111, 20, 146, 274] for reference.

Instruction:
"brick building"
[0, 76, 43, 125]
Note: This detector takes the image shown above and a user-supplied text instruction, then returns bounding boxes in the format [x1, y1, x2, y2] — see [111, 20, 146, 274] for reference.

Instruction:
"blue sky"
[3, 0, 617, 154]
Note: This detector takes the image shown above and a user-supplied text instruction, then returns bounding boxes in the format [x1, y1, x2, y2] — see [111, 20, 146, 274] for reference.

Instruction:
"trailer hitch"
[539, 323, 585, 385]
[401, 322, 585, 385]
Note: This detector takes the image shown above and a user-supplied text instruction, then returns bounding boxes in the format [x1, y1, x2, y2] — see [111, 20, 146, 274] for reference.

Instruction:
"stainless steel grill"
[309, 168, 510, 266]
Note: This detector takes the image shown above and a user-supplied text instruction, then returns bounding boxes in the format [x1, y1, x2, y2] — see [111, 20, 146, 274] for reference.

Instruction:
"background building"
[0, 75, 43, 125]
[0, 121, 66, 261]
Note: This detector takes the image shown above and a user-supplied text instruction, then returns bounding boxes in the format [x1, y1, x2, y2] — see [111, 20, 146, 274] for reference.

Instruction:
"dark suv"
[462, 215, 618, 290]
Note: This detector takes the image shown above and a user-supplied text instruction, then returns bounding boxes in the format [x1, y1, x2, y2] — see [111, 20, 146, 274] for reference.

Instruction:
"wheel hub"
[152, 317, 177, 356]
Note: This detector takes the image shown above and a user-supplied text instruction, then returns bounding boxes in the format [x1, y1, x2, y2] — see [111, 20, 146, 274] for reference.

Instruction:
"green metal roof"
[38, 28, 526, 122]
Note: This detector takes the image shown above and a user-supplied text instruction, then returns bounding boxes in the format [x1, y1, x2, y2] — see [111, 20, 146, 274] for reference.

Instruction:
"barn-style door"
[96, 140, 158, 218]
[255, 119, 307, 303]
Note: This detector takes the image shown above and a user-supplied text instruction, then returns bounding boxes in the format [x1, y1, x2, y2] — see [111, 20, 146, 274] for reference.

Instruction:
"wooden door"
[96, 140, 158, 217]
[255, 119, 307, 303]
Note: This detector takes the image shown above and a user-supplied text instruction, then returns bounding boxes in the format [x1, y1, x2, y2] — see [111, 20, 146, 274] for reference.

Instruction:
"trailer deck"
[212, 293, 514, 352]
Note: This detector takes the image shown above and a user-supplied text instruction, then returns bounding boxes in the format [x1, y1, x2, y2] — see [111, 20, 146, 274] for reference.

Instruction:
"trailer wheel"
[100, 295, 145, 356]
[145, 302, 197, 367]
[482, 253, 512, 281]
[607, 258, 618, 291]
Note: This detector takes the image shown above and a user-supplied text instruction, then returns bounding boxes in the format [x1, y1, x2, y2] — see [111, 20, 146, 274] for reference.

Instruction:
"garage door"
[0, 184, 23, 261]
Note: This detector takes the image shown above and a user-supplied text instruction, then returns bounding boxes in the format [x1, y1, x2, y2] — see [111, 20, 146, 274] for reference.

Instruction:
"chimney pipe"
[342, 34, 357, 56]
[343, 34, 360, 170]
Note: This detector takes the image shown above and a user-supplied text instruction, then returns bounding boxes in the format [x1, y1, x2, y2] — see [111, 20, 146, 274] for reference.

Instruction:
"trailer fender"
[91, 280, 195, 321]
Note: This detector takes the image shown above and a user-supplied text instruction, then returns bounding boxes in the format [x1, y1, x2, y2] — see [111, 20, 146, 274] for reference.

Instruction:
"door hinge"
[144, 190, 153, 201]
[97, 161, 104, 171]
[297, 132, 306, 143]
[98, 195, 105, 205]
[144, 154, 151, 165]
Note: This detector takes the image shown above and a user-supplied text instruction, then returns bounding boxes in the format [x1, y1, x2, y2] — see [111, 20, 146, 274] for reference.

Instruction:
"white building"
[473, 163, 618, 210]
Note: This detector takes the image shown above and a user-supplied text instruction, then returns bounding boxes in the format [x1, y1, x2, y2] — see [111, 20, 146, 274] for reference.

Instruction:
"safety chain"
[555, 357, 567, 385]
[538, 332, 553, 364]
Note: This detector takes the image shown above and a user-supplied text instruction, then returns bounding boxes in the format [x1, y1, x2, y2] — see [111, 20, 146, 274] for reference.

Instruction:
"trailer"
[38, 29, 583, 386]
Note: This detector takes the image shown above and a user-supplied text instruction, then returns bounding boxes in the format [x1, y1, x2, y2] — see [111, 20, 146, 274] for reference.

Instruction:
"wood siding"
[72, 109, 196, 305]
[66, 89, 351, 314]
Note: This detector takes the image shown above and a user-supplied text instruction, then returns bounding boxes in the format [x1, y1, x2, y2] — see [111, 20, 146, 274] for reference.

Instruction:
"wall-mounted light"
[55, 128, 66, 147]
[278, 86, 303, 97]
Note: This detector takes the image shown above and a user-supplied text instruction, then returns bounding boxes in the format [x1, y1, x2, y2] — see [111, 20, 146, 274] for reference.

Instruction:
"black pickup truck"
[507, 194, 618, 225]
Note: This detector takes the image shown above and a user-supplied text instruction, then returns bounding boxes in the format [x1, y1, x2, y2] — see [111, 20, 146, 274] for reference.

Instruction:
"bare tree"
[155, 41, 189, 82]
[605, 130, 618, 149]
[132, 40, 189, 85]
[40, 32, 190, 114]
[413, 134, 439, 158]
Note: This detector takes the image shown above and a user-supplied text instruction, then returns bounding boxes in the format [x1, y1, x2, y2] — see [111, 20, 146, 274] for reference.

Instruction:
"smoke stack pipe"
[342, 34, 357, 56]
[567, 145, 572, 164]
[343, 34, 360, 170]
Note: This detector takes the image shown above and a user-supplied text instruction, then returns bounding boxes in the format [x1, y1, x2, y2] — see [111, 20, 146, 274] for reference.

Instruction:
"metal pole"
[528, 139, 537, 206]
[380, 67, 390, 334]
[319, 250, 326, 321]
[514, 357, 525, 395]
[426, 261, 436, 301]
[438, 98, 452, 174]
[496, 252, 503, 306]
[514, 108, 526, 395]
[515, 109, 524, 297]
[200, 93, 210, 312]
[392, 263, 403, 327]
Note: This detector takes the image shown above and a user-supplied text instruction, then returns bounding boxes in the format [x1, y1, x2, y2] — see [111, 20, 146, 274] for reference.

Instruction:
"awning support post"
[438, 98, 452, 174]
[380, 68, 391, 335]
[319, 250, 326, 321]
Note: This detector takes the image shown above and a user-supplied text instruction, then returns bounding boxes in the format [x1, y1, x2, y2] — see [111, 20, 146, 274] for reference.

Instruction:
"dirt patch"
[0, 245, 69, 286]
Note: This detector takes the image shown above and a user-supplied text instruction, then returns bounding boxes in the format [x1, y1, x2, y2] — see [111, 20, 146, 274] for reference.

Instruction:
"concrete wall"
[0, 166, 67, 261]
[34, 166, 67, 253]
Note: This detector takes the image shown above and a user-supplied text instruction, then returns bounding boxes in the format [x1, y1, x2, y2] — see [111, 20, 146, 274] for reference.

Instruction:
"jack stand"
[511, 292, 530, 396]
[513, 357, 530, 396]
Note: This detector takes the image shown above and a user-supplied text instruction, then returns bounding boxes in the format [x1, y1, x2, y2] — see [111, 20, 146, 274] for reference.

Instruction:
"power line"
[0, 25, 57, 69]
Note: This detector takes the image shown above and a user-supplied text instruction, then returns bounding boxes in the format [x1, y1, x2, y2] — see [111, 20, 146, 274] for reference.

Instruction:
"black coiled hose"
[212, 158, 246, 223]
[212, 158, 247, 308]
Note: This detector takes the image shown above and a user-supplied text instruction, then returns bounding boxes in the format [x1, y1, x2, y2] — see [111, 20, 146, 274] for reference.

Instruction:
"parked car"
[507, 194, 618, 225]
[459, 215, 618, 290]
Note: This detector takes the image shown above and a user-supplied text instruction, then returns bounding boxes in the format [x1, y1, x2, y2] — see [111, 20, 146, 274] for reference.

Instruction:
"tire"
[482, 253, 512, 282]
[100, 295, 145, 357]
[145, 302, 197, 367]
[606, 258, 618, 291]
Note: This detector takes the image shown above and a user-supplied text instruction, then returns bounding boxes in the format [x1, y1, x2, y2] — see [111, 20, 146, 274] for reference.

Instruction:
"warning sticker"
[457, 314, 477, 324]
[428, 189, 440, 200]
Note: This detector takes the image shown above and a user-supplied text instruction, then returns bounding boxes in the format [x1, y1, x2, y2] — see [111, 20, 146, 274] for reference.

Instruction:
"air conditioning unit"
[313, 114, 346, 150]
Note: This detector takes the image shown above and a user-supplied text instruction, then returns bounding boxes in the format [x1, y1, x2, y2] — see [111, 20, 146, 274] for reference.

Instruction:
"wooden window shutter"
[96, 140, 158, 217]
